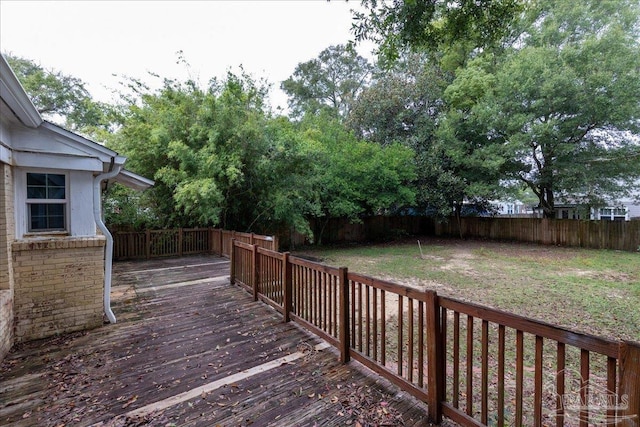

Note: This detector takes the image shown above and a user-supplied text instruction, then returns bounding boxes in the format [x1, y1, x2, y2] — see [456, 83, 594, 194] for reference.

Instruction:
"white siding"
[69, 170, 97, 236]
[627, 203, 640, 219]
[14, 168, 97, 239]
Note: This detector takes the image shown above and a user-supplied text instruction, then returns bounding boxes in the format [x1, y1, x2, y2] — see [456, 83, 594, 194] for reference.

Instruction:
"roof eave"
[114, 169, 155, 191]
[0, 54, 43, 128]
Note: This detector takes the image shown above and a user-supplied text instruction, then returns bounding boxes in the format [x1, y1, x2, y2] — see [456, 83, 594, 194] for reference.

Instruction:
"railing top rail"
[233, 240, 255, 251]
[289, 255, 342, 276]
[348, 272, 432, 301]
[440, 296, 620, 358]
[256, 246, 282, 257]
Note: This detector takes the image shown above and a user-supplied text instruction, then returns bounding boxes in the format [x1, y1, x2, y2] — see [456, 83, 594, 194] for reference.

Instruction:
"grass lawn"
[293, 237, 640, 342]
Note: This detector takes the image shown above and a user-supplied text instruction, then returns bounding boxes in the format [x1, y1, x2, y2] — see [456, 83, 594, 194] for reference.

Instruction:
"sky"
[0, 0, 376, 111]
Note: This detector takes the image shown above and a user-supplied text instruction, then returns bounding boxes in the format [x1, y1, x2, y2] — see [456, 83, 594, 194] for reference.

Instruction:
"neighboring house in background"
[0, 55, 153, 362]
[554, 192, 640, 221]
[491, 199, 536, 218]
[490, 191, 640, 221]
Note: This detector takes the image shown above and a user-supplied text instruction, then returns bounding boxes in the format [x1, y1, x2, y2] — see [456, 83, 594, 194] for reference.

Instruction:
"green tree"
[4, 54, 114, 134]
[109, 72, 272, 229]
[448, 0, 640, 217]
[281, 44, 373, 120]
[352, 0, 523, 64]
[299, 112, 417, 242]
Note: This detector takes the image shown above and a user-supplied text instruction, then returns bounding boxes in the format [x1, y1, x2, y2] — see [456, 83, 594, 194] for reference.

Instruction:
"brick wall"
[12, 237, 106, 342]
[0, 291, 12, 360]
[0, 162, 14, 290]
[0, 163, 15, 361]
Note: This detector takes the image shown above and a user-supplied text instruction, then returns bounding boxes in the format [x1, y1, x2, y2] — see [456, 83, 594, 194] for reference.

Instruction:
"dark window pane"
[27, 187, 47, 199]
[30, 203, 47, 216]
[27, 173, 66, 200]
[47, 204, 64, 216]
[48, 187, 66, 199]
[27, 173, 46, 186]
[31, 216, 47, 230]
[29, 203, 66, 231]
[47, 174, 65, 187]
[48, 215, 65, 229]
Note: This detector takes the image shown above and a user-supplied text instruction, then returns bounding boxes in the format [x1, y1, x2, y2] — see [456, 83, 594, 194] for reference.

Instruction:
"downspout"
[93, 159, 121, 324]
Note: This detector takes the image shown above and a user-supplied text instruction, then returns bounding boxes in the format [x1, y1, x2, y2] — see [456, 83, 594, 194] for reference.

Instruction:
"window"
[598, 207, 627, 221]
[26, 173, 67, 232]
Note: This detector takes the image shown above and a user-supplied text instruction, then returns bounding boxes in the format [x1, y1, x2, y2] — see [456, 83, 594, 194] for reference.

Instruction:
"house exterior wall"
[627, 203, 640, 220]
[12, 237, 105, 343]
[0, 162, 15, 361]
[13, 168, 98, 239]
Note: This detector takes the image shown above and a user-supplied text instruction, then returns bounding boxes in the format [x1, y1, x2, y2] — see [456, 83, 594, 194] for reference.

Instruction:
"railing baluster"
[381, 289, 386, 366]
[332, 275, 338, 337]
[398, 295, 404, 377]
[516, 330, 524, 427]
[481, 320, 489, 425]
[556, 342, 565, 427]
[358, 282, 363, 352]
[498, 325, 505, 427]
[418, 300, 424, 388]
[534, 335, 543, 426]
[373, 288, 378, 362]
[408, 297, 414, 383]
[466, 315, 474, 417]
[606, 356, 616, 422]
[453, 311, 460, 408]
[580, 349, 590, 427]
[366, 285, 371, 357]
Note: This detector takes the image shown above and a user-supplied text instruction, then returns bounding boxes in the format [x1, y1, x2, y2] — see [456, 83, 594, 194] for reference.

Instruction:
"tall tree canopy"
[353, 0, 523, 64]
[281, 44, 373, 120]
[441, 0, 640, 217]
[4, 54, 113, 134]
[109, 70, 416, 240]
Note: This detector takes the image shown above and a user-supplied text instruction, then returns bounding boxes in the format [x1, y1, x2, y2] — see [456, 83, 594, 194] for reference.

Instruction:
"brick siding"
[0, 163, 14, 361]
[12, 237, 106, 342]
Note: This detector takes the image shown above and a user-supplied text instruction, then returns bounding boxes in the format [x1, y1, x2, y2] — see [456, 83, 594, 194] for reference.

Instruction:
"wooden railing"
[112, 228, 277, 260]
[230, 239, 640, 426]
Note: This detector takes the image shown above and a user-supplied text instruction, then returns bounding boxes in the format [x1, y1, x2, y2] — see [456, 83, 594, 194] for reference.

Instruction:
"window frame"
[598, 206, 628, 221]
[25, 171, 69, 233]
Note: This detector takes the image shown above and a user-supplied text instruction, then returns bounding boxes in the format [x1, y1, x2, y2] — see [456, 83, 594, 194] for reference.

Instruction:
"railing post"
[282, 252, 292, 323]
[273, 235, 279, 252]
[339, 266, 350, 363]
[618, 341, 640, 427]
[250, 232, 255, 246]
[252, 244, 259, 301]
[178, 228, 183, 257]
[229, 238, 236, 285]
[426, 290, 444, 423]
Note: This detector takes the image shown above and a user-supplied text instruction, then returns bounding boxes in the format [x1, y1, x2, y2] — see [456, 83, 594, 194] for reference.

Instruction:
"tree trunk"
[454, 203, 464, 239]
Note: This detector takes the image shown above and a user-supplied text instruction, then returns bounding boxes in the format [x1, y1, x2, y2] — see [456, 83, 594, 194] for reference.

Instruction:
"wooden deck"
[0, 255, 435, 427]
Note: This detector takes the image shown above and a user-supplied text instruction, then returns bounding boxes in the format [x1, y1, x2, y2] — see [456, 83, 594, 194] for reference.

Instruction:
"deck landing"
[1, 255, 434, 426]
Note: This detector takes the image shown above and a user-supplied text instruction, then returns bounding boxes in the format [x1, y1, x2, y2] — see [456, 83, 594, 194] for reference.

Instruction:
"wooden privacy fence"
[112, 228, 277, 260]
[435, 217, 640, 252]
[231, 239, 640, 427]
[297, 216, 640, 252]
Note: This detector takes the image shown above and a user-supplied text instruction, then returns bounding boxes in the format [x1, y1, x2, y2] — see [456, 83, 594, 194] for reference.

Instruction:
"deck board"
[1, 255, 436, 426]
